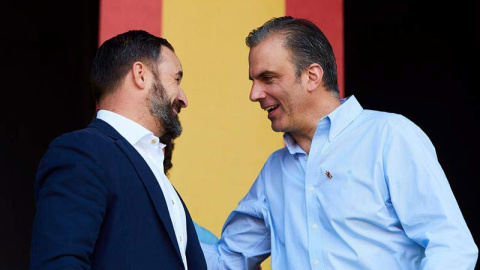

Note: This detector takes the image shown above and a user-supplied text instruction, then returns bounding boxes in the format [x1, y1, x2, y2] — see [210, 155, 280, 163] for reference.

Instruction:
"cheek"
[163, 86, 177, 100]
[264, 83, 285, 100]
[281, 95, 303, 117]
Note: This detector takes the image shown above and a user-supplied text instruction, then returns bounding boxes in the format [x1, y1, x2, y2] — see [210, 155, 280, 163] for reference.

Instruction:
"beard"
[149, 79, 183, 139]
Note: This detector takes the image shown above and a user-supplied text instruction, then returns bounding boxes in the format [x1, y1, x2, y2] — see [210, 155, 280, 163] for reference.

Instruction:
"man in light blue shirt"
[200, 16, 478, 269]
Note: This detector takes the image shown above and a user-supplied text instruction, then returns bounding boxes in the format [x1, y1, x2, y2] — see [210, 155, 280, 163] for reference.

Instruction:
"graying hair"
[246, 16, 339, 95]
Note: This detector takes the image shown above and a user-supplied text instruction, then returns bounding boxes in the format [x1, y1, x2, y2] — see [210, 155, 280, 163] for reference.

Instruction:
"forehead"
[248, 35, 293, 77]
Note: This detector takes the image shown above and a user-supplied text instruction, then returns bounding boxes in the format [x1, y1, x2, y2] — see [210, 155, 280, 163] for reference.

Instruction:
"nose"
[249, 81, 266, 102]
[178, 87, 188, 108]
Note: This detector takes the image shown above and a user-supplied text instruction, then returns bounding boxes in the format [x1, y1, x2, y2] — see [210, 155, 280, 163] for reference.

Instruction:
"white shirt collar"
[96, 110, 165, 149]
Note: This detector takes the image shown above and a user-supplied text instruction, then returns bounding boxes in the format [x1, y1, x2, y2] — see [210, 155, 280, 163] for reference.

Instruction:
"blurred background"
[1, 0, 478, 269]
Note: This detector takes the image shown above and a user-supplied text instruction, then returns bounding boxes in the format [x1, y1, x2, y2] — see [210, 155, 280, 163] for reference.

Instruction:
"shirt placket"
[144, 137, 188, 267]
[305, 123, 330, 269]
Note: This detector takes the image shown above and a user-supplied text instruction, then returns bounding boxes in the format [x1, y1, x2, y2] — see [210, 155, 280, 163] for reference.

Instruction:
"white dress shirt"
[97, 110, 188, 269]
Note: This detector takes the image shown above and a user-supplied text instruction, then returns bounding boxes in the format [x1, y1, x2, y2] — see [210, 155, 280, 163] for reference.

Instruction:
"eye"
[263, 76, 274, 84]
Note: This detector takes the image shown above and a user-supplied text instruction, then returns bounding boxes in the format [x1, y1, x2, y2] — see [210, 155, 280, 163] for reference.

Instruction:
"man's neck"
[99, 96, 164, 138]
[291, 94, 341, 154]
[290, 132, 314, 154]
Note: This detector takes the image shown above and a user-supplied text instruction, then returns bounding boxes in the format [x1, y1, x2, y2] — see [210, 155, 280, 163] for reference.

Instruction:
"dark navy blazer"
[30, 119, 207, 270]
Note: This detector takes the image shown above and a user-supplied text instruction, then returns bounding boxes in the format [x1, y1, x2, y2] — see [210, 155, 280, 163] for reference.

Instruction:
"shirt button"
[308, 186, 315, 192]
[151, 139, 156, 144]
[171, 200, 175, 205]
[179, 236, 182, 242]
[303, 156, 308, 161]
[312, 224, 318, 230]
[314, 259, 320, 266]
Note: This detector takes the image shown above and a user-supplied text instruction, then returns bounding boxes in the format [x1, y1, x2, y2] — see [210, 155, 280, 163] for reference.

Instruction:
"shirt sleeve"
[30, 134, 108, 269]
[194, 221, 219, 245]
[201, 169, 271, 270]
[383, 115, 478, 270]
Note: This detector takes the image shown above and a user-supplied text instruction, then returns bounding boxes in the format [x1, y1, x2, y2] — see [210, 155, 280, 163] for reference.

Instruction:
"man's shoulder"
[264, 146, 290, 166]
[357, 109, 431, 147]
[360, 109, 417, 128]
[49, 120, 114, 150]
[37, 121, 121, 177]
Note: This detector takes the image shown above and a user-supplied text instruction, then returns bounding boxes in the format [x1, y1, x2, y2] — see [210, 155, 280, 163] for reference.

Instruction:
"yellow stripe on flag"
[163, 0, 284, 229]
[163, 2, 284, 268]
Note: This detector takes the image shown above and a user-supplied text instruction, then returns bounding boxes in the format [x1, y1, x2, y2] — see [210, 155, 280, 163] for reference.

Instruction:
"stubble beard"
[149, 79, 183, 139]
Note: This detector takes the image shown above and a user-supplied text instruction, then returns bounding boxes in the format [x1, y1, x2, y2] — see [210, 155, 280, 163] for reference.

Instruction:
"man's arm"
[200, 174, 271, 270]
[194, 221, 219, 245]
[30, 134, 107, 269]
[384, 115, 478, 269]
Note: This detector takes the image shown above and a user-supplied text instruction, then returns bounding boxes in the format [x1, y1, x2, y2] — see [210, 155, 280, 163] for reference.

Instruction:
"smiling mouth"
[172, 100, 182, 114]
[264, 105, 279, 113]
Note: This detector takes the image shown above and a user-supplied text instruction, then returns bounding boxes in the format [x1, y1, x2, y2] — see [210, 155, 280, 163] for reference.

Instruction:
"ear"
[132, 61, 147, 89]
[305, 63, 324, 92]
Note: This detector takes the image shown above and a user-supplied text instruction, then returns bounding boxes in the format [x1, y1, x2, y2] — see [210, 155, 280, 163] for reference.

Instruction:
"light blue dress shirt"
[194, 221, 219, 245]
[201, 96, 478, 270]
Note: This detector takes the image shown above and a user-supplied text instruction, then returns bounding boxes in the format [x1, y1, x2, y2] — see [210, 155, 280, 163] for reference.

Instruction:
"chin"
[270, 123, 285, 133]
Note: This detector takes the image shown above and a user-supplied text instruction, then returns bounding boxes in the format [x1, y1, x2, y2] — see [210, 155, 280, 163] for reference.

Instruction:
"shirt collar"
[283, 95, 363, 153]
[283, 133, 305, 155]
[327, 95, 363, 141]
[96, 110, 164, 148]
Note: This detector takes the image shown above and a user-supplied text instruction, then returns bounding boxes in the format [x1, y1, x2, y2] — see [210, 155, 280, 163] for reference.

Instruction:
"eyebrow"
[249, 71, 277, 81]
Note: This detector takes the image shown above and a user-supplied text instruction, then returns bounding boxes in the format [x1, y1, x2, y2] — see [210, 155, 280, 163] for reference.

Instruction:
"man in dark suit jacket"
[30, 30, 207, 270]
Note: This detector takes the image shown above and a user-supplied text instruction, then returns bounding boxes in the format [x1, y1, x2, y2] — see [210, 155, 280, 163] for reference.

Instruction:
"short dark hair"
[90, 30, 174, 102]
[246, 16, 339, 95]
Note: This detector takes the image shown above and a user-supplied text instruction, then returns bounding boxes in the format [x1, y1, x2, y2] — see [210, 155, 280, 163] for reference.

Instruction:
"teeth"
[265, 105, 278, 113]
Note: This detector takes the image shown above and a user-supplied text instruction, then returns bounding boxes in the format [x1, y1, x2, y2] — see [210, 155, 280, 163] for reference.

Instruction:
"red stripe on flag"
[286, 0, 344, 97]
[99, 0, 162, 45]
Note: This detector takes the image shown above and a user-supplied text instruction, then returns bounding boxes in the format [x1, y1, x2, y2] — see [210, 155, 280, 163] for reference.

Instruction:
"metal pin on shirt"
[325, 171, 333, 179]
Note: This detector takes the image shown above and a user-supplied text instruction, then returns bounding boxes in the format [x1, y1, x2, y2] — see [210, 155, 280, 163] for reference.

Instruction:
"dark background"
[1, 0, 478, 268]
[1, 1, 99, 269]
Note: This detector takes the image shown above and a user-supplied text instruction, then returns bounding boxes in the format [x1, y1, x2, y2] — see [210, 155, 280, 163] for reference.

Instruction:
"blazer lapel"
[177, 191, 208, 269]
[90, 119, 182, 259]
